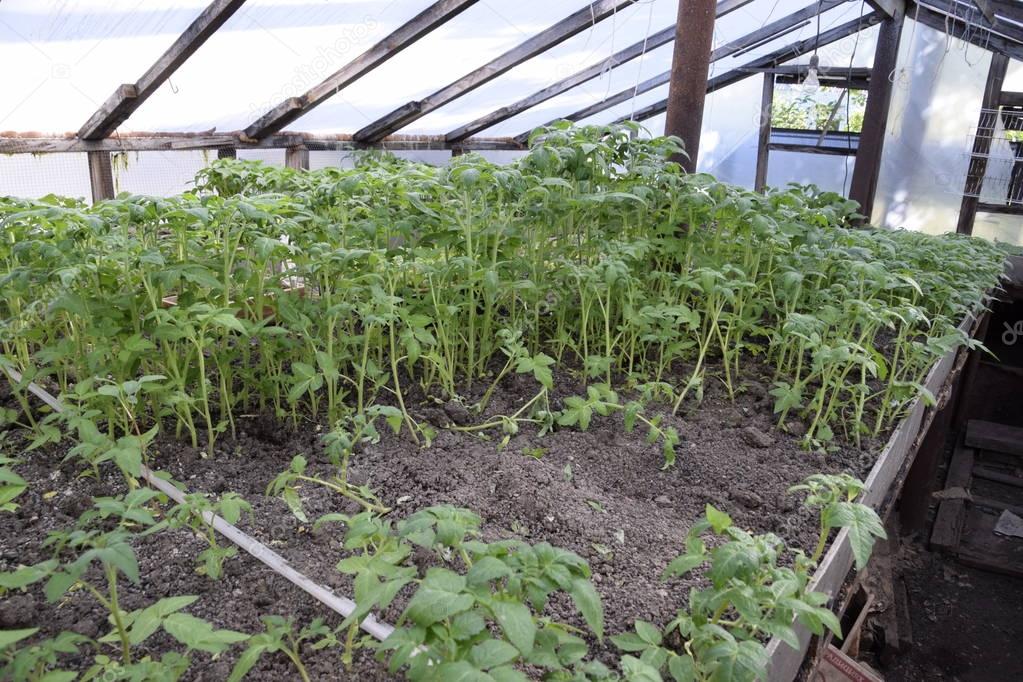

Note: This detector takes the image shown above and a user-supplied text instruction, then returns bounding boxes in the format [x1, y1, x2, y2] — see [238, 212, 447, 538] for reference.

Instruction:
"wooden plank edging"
[764, 308, 986, 680]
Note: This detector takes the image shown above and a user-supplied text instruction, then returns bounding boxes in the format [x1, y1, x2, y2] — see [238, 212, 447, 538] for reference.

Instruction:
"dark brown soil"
[884, 540, 1023, 682]
[1, 363, 884, 680]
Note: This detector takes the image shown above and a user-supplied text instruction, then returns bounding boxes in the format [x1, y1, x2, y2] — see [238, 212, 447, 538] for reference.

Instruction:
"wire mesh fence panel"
[111, 150, 214, 196]
[237, 149, 286, 165]
[0, 152, 91, 201]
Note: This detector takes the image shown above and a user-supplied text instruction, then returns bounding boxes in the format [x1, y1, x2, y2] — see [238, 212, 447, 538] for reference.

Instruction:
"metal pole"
[664, 0, 717, 172]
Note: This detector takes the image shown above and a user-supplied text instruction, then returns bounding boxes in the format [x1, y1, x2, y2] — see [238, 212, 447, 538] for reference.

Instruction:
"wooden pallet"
[930, 420, 1023, 577]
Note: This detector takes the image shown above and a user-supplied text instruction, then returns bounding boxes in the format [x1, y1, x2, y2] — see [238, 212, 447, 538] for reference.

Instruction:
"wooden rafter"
[519, 0, 855, 140]
[443, 0, 758, 143]
[0, 133, 523, 155]
[353, 0, 638, 143]
[916, 0, 1023, 48]
[78, 0, 247, 140]
[911, 2, 1023, 61]
[621, 13, 884, 123]
[972, 0, 999, 25]
[245, 0, 479, 140]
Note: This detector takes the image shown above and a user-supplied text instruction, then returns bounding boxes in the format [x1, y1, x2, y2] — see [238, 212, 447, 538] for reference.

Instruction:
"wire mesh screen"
[0, 152, 92, 201]
[963, 107, 1023, 206]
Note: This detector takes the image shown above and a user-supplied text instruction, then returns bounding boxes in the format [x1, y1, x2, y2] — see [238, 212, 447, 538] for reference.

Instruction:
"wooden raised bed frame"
[765, 308, 988, 680]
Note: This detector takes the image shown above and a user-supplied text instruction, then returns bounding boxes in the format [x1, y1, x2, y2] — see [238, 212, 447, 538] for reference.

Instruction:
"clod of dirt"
[0, 594, 37, 628]
[71, 618, 100, 639]
[442, 400, 471, 426]
[654, 495, 672, 507]
[786, 421, 808, 437]
[741, 426, 774, 448]
[732, 490, 763, 509]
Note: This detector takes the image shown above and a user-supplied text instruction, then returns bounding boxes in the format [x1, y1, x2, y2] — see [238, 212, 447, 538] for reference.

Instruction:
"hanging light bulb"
[803, 54, 821, 94]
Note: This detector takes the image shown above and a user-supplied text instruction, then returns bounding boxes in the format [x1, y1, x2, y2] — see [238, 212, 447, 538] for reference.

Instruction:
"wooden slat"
[977, 201, 1023, 215]
[87, 151, 115, 203]
[755, 74, 773, 192]
[245, 0, 479, 139]
[517, 0, 850, 143]
[0, 133, 523, 154]
[353, 0, 639, 143]
[929, 443, 976, 551]
[767, 142, 858, 156]
[922, 0, 1023, 45]
[911, 3, 1023, 61]
[624, 13, 883, 123]
[78, 0, 247, 139]
[966, 419, 1023, 456]
[849, 1, 905, 221]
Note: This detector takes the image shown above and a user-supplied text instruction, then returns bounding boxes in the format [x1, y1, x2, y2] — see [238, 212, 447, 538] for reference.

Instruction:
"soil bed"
[2, 363, 885, 679]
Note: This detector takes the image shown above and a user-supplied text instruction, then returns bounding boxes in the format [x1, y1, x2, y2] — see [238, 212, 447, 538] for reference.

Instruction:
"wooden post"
[87, 151, 115, 203]
[285, 146, 309, 170]
[957, 53, 1010, 235]
[755, 73, 774, 192]
[848, 2, 905, 221]
[217, 148, 237, 159]
[664, 0, 718, 172]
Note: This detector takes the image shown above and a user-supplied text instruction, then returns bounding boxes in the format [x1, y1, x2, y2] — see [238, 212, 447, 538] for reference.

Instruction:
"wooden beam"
[245, 0, 479, 139]
[443, 0, 758, 142]
[868, 0, 903, 18]
[957, 53, 1009, 234]
[664, 0, 719, 171]
[623, 13, 883, 123]
[987, 0, 1023, 23]
[0, 133, 524, 155]
[849, 1, 905, 221]
[1001, 91, 1023, 107]
[915, 0, 1023, 52]
[755, 74, 774, 192]
[911, 3, 1023, 60]
[978, 201, 1023, 214]
[518, 0, 850, 142]
[972, 0, 999, 25]
[353, 0, 639, 143]
[767, 142, 859, 156]
[87, 151, 115, 203]
[78, 0, 247, 140]
[285, 146, 310, 170]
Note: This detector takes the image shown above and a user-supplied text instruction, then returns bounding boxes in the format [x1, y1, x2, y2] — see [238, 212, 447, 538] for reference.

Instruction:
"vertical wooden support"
[755, 73, 774, 193]
[217, 148, 237, 159]
[957, 53, 1010, 235]
[848, 3, 905, 221]
[664, 0, 717, 172]
[87, 151, 115, 203]
[285, 146, 309, 171]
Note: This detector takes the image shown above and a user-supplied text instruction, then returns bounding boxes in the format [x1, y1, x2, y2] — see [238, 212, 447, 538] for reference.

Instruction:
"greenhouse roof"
[1, 0, 1021, 153]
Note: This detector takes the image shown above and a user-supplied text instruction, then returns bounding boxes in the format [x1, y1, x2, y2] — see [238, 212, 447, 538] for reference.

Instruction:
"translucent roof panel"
[0, 1, 211, 132]
[131, 0, 649, 133]
[1, 0, 882, 137]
